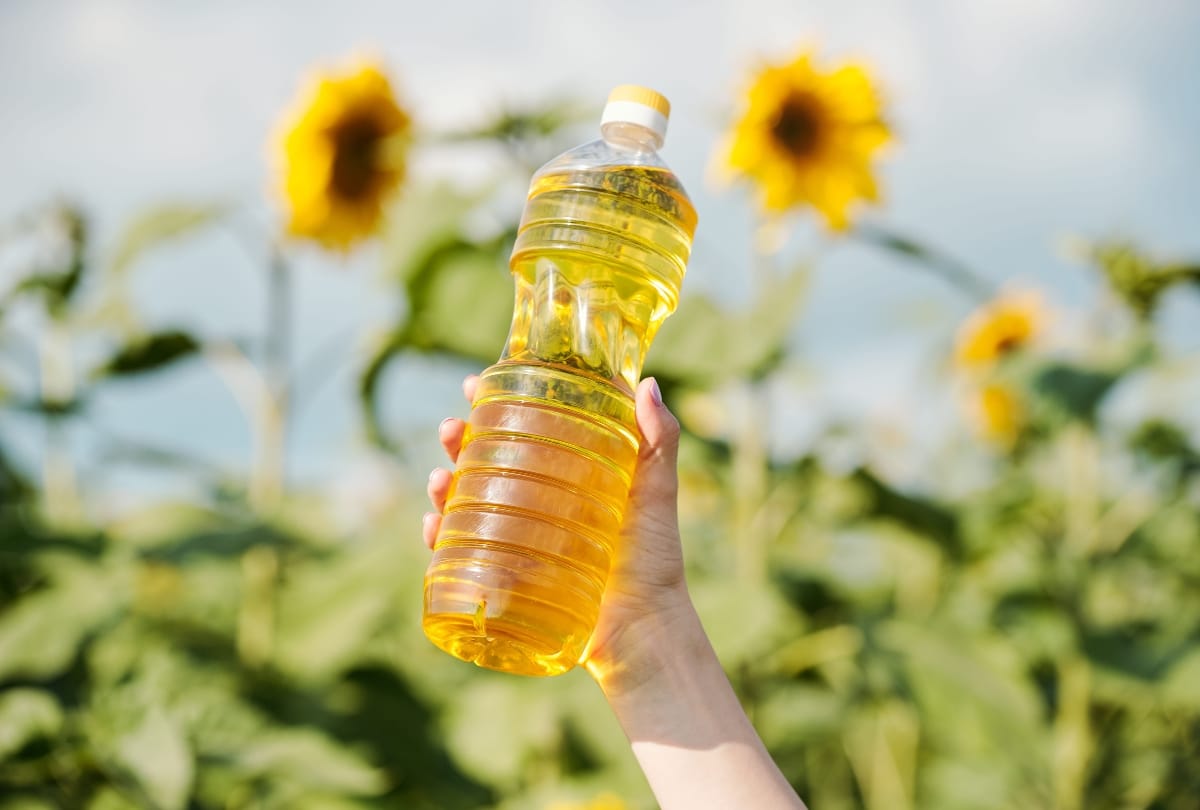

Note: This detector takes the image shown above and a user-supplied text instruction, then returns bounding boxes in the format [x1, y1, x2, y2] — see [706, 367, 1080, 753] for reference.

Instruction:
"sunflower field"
[2, 37, 1199, 810]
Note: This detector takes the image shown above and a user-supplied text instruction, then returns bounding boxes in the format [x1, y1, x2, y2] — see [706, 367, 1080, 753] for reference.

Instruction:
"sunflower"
[723, 50, 891, 230]
[954, 290, 1044, 369]
[273, 59, 410, 251]
[970, 383, 1024, 448]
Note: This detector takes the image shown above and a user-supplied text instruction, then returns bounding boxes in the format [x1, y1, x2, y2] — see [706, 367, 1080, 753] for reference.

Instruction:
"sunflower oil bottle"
[422, 86, 697, 676]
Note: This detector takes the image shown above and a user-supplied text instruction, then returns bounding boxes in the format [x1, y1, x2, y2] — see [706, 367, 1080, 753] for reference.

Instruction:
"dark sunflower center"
[330, 115, 385, 199]
[994, 334, 1020, 355]
[770, 93, 822, 158]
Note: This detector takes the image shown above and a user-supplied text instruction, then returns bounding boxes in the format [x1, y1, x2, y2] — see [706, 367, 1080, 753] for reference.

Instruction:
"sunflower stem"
[853, 222, 994, 302]
[38, 321, 81, 529]
[732, 381, 769, 584]
[250, 248, 291, 513]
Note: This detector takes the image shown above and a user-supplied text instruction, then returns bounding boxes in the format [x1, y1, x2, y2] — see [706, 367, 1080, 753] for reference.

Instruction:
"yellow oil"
[423, 164, 696, 676]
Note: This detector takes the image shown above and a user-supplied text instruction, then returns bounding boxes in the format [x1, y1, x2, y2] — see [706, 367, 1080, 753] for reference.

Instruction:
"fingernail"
[648, 377, 663, 407]
[428, 468, 439, 483]
[438, 417, 454, 433]
[422, 512, 438, 528]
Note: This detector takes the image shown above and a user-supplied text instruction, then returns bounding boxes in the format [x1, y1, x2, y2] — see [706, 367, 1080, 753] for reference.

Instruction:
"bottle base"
[423, 612, 583, 677]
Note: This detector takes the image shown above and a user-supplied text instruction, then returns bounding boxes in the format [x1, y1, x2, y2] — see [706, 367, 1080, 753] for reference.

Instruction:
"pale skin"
[422, 375, 808, 810]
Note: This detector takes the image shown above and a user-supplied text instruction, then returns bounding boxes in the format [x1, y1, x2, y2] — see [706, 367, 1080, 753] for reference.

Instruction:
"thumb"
[628, 377, 681, 514]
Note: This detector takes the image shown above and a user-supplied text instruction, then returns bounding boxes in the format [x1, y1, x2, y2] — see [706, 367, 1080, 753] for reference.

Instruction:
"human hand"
[421, 374, 695, 692]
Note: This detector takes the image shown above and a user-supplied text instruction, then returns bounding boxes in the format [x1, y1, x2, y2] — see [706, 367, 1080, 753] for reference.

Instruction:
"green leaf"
[1129, 419, 1192, 459]
[992, 597, 1078, 662]
[851, 223, 994, 302]
[403, 239, 513, 362]
[273, 543, 398, 680]
[850, 467, 962, 557]
[234, 729, 387, 795]
[442, 679, 559, 790]
[139, 523, 306, 564]
[109, 203, 227, 278]
[92, 330, 202, 379]
[880, 620, 1044, 739]
[647, 268, 808, 387]
[1089, 240, 1200, 319]
[692, 579, 804, 668]
[1082, 627, 1187, 682]
[361, 229, 514, 449]
[357, 331, 408, 450]
[1031, 362, 1121, 425]
[0, 445, 32, 503]
[0, 799, 58, 810]
[1162, 649, 1200, 711]
[1128, 419, 1200, 475]
[0, 569, 124, 681]
[10, 206, 89, 316]
[83, 788, 139, 810]
[115, 708, 193, 810]
[105, 501, 229, 550]
[757, 684, 844, 748]
[7, 395, 87, 419]
[439, 99, 593, 145]
[0, 688, 63, 760]
[381, 182, 495, 283]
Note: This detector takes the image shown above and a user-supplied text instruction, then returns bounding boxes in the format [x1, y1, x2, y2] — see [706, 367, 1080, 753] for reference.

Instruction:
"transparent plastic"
[422, 115, 697, 676]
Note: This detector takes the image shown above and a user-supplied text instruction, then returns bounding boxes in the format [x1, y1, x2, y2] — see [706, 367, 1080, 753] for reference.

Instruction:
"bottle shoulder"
[529, 138, 695, 233]
[534, 137, 667, 176]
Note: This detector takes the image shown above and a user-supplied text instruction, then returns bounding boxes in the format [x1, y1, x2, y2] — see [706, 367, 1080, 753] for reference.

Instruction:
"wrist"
[585, 583, 715, 710]
[589, 590, 754, 751]
[587, 585, 810, 809]
[584, 583, 704, 700]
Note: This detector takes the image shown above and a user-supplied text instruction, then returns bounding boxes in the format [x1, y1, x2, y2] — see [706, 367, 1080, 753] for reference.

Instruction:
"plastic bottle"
[422, 85, 697, 676]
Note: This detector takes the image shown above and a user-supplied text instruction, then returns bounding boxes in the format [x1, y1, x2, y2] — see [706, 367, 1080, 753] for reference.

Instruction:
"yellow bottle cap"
[607, 85, 671, 117]
[602, 85, 671, 142]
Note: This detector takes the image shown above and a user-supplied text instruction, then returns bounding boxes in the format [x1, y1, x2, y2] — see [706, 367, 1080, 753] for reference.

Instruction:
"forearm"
[590, 599, 807, 810]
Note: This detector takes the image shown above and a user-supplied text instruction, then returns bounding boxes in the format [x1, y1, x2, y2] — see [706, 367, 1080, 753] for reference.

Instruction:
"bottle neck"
[600, 121, 663, 152]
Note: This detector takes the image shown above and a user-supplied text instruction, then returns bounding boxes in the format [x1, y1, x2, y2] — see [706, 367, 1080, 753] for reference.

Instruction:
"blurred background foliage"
[1, 43, 1199, 810]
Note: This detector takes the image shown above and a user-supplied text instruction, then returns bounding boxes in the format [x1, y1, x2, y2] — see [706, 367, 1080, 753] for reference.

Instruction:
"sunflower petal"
[272, 59, 411, 252]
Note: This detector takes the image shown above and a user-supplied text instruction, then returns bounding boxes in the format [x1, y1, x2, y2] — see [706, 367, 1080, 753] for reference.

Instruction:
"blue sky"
[2, 0, 1198, 505]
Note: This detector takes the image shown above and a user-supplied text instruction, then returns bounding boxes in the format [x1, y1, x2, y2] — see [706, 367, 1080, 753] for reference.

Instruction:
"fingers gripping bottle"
[421, 86, 697, 676]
